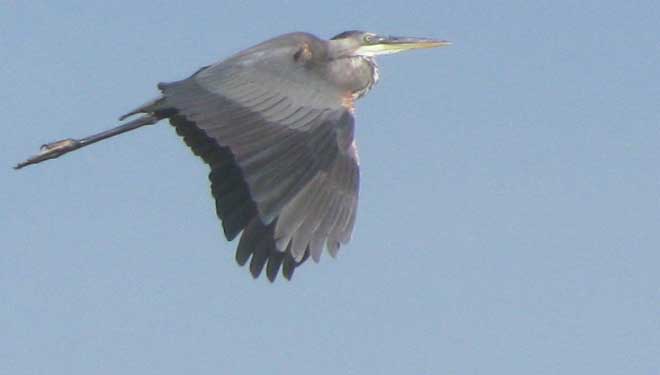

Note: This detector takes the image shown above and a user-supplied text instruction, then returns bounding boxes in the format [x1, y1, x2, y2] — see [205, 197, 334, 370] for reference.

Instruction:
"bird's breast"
[324, 57, 379, 100]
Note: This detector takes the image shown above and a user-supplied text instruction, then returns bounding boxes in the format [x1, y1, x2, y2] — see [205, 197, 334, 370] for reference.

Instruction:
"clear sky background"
[2, 1, 659, 374]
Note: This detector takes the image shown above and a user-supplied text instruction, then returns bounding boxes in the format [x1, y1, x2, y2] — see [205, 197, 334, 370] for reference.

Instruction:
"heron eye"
[363, 34, 375, 43]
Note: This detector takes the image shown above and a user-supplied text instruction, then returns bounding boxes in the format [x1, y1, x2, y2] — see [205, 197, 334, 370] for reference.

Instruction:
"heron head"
[329, 30, 450, 58]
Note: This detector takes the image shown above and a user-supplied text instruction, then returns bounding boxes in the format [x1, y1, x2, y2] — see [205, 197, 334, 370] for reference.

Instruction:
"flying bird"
[16, 31, 450, 281]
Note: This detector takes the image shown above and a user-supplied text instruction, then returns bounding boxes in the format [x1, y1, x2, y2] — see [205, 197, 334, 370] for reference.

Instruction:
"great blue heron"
[16, 31, 450, 281]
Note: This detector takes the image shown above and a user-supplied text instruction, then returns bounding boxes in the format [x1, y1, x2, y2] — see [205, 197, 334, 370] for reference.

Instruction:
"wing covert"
[153, 33, 361, 279]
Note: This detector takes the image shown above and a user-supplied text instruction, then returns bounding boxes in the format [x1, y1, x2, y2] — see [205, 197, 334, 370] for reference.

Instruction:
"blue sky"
[2, 1, 659, 374]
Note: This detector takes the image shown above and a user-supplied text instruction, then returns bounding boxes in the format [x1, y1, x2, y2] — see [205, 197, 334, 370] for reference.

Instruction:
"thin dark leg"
[14, 114, 160, 170]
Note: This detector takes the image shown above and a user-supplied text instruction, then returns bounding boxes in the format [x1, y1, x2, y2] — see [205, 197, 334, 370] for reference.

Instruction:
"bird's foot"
[14, 138, 81, 170]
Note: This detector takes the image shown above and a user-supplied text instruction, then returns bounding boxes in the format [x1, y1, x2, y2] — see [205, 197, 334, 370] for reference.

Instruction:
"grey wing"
[145, 33, 360, 280]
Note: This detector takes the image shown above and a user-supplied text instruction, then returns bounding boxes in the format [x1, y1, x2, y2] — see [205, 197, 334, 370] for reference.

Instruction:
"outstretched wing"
[150, 33, 360, 280]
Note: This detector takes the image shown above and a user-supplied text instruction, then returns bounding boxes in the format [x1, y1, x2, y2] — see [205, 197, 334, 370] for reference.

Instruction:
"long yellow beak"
[356, 36, 451, 56]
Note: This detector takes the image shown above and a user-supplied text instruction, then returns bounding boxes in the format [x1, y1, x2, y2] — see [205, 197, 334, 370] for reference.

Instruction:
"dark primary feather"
[138, 33, 360, 280]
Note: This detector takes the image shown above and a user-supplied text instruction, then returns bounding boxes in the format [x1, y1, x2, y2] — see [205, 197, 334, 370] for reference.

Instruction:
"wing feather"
[147, 33, 360, 280]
